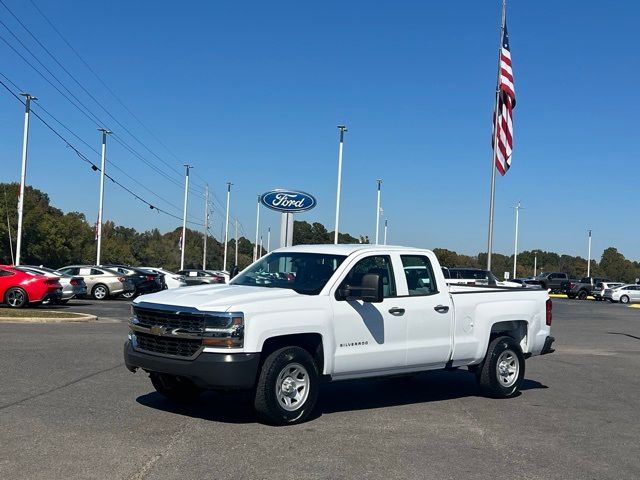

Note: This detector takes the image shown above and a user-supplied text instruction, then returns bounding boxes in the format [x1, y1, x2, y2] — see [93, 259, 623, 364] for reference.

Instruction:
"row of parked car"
[524, 272, 640, 304]
[0, 263, 230, 308]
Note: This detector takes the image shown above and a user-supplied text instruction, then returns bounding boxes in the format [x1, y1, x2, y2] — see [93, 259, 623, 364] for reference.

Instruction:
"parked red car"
[0, 265, 63, 308]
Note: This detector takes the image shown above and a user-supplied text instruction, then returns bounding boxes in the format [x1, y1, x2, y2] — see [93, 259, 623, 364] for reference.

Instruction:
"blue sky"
[0, 0, 638, 261]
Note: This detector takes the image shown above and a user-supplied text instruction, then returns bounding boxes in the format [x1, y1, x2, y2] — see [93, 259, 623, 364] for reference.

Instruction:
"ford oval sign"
[260, 189, 317, 213]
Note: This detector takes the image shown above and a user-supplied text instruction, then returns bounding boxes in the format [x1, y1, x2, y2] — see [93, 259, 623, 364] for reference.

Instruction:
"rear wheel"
[577, 290, 588, 300]
[254, 346, 319, 425]
[92, 284, 109, 300]
[121, 290, 137, 299]
[620, 295, 630, 304]
[477, 336, 525, 398]
[150, 373, 204, 402]
[5, 287, 28, 308]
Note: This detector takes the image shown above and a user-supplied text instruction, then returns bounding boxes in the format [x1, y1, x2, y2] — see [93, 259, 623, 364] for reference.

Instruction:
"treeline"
[1, 183, 639, 282]
[0, 183, 361, 271]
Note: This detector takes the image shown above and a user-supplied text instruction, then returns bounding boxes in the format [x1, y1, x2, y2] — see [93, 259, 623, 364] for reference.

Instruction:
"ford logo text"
[260, 190, 317, 213]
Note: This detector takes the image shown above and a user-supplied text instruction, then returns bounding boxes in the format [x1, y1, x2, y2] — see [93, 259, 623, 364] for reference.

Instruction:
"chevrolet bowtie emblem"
[150, 325, 166, 336]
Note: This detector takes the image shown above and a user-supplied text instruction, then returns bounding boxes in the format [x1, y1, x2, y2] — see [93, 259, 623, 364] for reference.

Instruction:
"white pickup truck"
[124, 245, 555, 425]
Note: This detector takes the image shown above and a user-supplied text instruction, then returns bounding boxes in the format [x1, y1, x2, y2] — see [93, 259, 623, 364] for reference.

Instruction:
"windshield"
[231, 252, 347, 295]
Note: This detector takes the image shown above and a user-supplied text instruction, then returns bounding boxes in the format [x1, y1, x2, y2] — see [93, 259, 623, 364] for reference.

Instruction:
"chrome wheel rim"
[621, 296, 629, 304]
[7, 289, 25, 307]
[496, 350, 519, 388]
[94, 286, 107, 299]
[275, 362, 310, 412]
[122, 291, 135, 299]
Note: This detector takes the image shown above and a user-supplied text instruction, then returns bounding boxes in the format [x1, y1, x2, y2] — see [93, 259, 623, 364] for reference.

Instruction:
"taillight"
[45, 278, 58, 285]
[546, 299, 553, 326]
[70, 278, 79, 286]
[118, 276, 127, 283]
[569, 282, 575, 289]
[145, 275, 154, 281]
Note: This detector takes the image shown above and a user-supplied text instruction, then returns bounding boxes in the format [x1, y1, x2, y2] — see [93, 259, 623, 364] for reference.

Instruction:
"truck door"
[399, 253, 453, 368]
[330, 254, 407, 375]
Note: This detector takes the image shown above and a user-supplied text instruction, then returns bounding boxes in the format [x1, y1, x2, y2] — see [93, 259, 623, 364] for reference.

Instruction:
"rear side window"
[0, 269, 14, 277]
[91, 269, 103, 275]
[401, 256, 438, 296]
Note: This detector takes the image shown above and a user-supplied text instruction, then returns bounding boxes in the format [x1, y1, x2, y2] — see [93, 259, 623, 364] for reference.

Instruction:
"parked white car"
[593, 281, 623, 301]
[607, 284, 640, 304]
[124, 245, 554, 425]
[139, 267, 187, 289]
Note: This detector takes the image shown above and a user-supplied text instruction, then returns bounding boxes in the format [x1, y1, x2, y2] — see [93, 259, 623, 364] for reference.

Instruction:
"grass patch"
[0, 309, 84, 319]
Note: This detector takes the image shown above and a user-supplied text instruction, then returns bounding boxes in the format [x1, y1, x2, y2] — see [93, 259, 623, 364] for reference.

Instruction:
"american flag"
[493, 23, 516, 176]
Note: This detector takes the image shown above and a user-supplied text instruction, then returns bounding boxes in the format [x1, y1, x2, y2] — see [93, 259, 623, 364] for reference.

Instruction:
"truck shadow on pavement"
[136, 369, 547, 424]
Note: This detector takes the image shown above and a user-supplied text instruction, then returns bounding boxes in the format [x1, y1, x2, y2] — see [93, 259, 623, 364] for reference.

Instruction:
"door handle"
[388, 307, 405, 316]
[434, 305, 449, 313]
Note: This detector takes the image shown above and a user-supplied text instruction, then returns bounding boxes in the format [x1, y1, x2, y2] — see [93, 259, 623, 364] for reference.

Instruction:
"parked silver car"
[17, 265, 87, 303]
[57, 265, 134, 300]
[176, 269, 226, 286]
[606, 284, 640, 304]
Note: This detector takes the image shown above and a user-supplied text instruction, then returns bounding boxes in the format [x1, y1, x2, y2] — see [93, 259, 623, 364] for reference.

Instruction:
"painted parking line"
[549, 294, 594, 300]
[629, 304, 640, 309]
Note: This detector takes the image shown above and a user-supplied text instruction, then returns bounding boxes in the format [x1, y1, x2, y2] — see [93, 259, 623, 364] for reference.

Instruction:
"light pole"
[234, 219, 239, 268]
[180, 164, 192, 270]
[383, 219, 388, 245]
[375, 179, 382, 244]
[203, 184, 209, 269]
[334, 125, 347, 244]
[15, 93, 36, 266]
[259, 235, 263, 259]
[587, 229, 592, 277]
[267, 226, 271, 253]
[513, 201, 522, 279]
[95, 128, 112, 266]
[533, 252, 537, 277]
[253, 194, 260, 261]
[222, 182, 232, 271]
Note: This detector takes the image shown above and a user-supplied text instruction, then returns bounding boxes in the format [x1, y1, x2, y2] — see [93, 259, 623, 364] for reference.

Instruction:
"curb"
[629, 304, 640, 309]
[0, 312, 98, 323]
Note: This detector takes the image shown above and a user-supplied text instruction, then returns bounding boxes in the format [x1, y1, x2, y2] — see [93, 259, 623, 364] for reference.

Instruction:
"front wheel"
[254, 346, 319, 425]
[620, 295, 630, 304]
[121, 290, 137, 299]
[5, 287, 28, 308]
[477, 336, 525, 398]
[150, 373, 204, 402]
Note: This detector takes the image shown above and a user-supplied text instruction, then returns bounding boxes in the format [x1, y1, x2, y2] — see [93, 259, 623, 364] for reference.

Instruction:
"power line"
[0, 77, 204, 227]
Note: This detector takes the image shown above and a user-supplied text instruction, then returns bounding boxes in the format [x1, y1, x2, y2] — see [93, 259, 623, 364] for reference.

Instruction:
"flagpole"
[486, 0, 507, 272]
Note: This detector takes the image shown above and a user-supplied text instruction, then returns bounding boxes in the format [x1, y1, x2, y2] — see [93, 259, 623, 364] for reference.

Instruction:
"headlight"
[202, 313, 244, 348]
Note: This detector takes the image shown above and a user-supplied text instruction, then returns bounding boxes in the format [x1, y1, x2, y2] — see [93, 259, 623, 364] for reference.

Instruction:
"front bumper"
[541, 336, 555, 355]
[124, 340, 260, 389]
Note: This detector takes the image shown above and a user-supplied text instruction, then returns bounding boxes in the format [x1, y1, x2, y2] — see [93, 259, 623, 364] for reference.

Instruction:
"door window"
[340, 255, 396, 298]
[401, 255, 438, 296]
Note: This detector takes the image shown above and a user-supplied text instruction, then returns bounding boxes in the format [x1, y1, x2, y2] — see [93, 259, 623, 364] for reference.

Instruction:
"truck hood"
[133, 284, 300, 311]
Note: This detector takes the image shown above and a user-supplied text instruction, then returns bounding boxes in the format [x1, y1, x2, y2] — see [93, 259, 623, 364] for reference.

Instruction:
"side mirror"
[338, 273, 384, 303]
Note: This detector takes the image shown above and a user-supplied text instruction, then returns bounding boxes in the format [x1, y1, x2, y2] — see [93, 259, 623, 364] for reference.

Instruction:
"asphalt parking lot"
[1, 298, 639, 480]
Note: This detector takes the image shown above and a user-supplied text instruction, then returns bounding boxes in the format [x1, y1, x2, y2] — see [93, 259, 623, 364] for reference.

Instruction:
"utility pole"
[375, 179, 382, 244]
[513, 201, 522, 279]
[383, 219, 388, 245]
[95, 128, 112, 266]
[267, 227, 271, 253]
[234, 219, 238, 268]
[253, 194, 261, 262]
[203, 184, 209, 269]
[334, 125, 347, 244]
[15, 93, 36, 266]
[223, 182, 232, 271]
[587, 230, 592, 277]
[533, 252, 537, 277]
[180, 164, 192, 270]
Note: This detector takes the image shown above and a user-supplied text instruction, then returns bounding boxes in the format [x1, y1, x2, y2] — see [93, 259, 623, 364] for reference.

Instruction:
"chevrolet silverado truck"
[124, 245, 555, 425]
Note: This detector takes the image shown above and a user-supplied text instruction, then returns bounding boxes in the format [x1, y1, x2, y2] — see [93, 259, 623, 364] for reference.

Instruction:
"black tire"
[577, 290, 588, 300]
[254, 346, 319, 425]
[4, 287, 28, 308]
[150, 373, 204, 402]
[477, 336, 525, 398]
[57, 299, 70, 304]
[620, 295, 630, 304]
[121, 290, 137, 300]
[92, 283, 109, 300]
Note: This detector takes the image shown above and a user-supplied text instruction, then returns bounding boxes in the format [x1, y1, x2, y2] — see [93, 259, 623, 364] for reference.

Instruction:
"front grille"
[134, 331, 201, 358]
[133, 306, 204, 332]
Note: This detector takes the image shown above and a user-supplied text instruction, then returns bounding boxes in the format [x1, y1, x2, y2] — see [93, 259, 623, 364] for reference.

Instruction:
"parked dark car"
[534, 272, 569, 293]
[512, 278, 543, 289]
[176, 269, 226, 286]
[102, 265, 163, 299]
